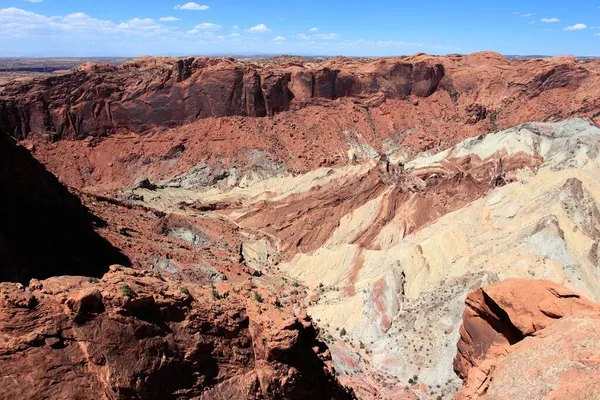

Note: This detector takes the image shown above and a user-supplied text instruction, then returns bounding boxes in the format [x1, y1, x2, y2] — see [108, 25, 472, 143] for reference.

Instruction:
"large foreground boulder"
[454, 279, 600, 399]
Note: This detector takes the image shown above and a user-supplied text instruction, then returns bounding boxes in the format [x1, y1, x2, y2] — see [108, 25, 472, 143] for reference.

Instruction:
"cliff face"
[0, 130, 129, 283]
[0, 57, 443, 140]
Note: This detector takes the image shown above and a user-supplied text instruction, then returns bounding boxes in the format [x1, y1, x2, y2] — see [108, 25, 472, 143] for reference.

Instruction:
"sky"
[0, 0, 599, 57]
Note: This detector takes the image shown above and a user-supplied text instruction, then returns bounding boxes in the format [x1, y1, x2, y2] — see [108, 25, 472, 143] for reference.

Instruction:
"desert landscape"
[1, 51, 600, 399]
[2, 1, 600, 399]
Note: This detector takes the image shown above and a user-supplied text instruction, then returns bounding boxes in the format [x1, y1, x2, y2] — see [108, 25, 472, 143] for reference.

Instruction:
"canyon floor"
[2, 53, 600, 399]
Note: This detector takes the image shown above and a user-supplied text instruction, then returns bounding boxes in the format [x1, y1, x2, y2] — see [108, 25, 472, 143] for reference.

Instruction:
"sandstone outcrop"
[454, 279, 600, 399]
[0, 266, 354, 399]
[0, 56, 444, 140]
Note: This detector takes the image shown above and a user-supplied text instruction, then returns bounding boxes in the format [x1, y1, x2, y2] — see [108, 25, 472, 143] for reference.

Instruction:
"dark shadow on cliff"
[0, 132, 130, 283]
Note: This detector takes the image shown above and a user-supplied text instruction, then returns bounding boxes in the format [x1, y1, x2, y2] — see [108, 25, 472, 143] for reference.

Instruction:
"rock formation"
[454, 279, 600, 399]
[0, 266, 354, 399]
[0, 56, 444, 140]
[2, 53, 600, 399]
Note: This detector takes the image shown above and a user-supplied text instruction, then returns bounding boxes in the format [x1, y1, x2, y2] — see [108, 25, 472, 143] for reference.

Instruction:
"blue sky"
[0, 0, 599, 57]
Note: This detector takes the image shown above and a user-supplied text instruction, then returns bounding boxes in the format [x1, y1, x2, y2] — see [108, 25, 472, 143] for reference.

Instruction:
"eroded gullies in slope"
[103, 117, 600, 398]
[295, 119, 600, 397]
[166, 118, 600, 396]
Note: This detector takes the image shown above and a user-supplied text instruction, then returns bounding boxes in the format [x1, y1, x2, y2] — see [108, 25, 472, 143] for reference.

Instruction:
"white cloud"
[188, 22, 222, 34]
[309, 27, 318, 32]
[229, 32, 240, 37]
[541, 18, 559, 23]
[297, 33, 309, 39]
[175, 2, 209, 11]
[512, 12, 521, 15]
[159, 17, 180, 22]
[0, 7, 168, 38]
[232, 25, 239, 29]
[528, 21, 536, 25]
[564, 23, 587, 31]
[313, 33, 340, 40]
[23, 0, 43, 2]
[595, 33, 600, 36]
[248, 23, 271, 33]
[117, 18, 163, 32]
[520, 13, 535, 17]
[272, 35, 286, 41]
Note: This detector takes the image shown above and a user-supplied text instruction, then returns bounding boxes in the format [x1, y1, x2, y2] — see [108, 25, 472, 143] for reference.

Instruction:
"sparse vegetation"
[180, 287, 190, 295]
[447, 88, 460, 104]
[211, 284, 220, 300]
[340, 328, 347, 336]
[121, 284, 133, 297]
[489, 109, 500, 131]
[254, 291, 263, 303]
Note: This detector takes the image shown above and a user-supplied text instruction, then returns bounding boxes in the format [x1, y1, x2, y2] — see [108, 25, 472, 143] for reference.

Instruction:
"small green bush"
[211, 284, 220, 300]
[254, 291, 263, 303]
[121, 284, 133, 297]
[180, 287, 190, 295]
[340, 328, 347, 336]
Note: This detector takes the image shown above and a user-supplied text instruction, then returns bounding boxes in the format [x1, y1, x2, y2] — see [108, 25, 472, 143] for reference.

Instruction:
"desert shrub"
[121, 284, 133, 297]
[254, 291, 263, 303]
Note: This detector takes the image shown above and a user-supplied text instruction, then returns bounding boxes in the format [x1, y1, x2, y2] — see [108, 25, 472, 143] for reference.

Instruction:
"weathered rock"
[454, 279, 600, 399]
[0, 267, 355, 400]
[0, 56, 445, 140]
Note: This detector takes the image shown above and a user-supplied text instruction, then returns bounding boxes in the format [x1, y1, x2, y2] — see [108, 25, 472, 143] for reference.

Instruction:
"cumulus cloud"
[175, 2, 209, 11]
[541, 18, 559, 23]
[309, 27, 318, 32]
[296, 33, 309, 40]
[272, 35, 286, 41]
[188, 22, 222, 34]
[159, 17, 180, 22]
[247, 23, 271, 33]
[229, 32, 240, 37]
[564, 23, 587, 31]
[0, 7, 168, 38]
[313, 33, 340, 40]
[232, 25, 239, 29]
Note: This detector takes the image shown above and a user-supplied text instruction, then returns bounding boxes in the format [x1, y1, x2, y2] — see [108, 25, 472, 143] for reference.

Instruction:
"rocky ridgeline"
[0, 56, 444, 140]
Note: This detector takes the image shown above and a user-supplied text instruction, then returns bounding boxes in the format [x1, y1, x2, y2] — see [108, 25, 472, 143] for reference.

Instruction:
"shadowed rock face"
[0, 57, 444, 140]
[0, 131, 129, 283]
[454, 279, 600, 399]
